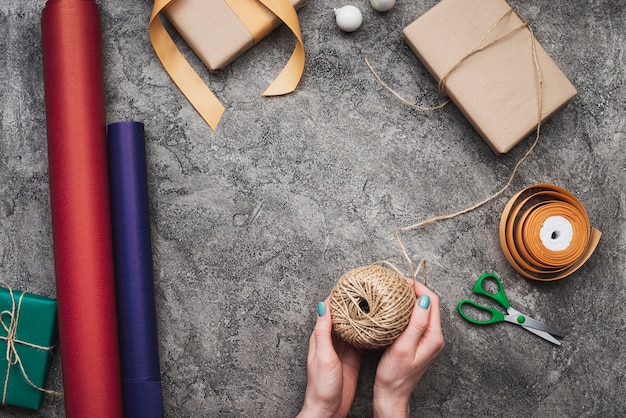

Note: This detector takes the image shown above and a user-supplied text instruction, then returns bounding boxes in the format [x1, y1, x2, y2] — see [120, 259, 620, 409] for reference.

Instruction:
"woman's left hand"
[298, 298, 363, 418]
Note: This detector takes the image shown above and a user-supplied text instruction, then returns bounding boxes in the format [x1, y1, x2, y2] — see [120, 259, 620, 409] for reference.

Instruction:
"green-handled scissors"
[458, 273, 565, 345]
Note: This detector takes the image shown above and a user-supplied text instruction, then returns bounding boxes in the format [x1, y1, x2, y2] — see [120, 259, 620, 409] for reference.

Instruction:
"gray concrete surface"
[1, 0, 624, 416]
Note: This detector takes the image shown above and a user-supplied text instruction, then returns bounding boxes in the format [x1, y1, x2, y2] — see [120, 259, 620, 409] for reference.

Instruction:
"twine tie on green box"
[0, 284, 62, 404]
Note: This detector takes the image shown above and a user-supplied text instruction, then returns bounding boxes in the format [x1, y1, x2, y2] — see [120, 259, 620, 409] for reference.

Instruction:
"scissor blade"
[504, 314, 561, 345]
[520, 316, 565, 338]
[521, 324, 562, 346]
[507, 307, 565, 338]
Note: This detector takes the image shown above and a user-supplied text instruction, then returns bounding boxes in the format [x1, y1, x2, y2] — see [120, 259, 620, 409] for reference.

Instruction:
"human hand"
[372, 281, 444, 418]
[298, 298, 363, 418]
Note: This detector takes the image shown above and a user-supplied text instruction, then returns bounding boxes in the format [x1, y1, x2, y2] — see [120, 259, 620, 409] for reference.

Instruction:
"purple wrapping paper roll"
[107, 121, 163, 418]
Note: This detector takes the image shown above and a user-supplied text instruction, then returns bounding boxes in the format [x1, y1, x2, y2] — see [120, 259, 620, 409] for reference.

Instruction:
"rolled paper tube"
[107, 121, 163, 418]
[41, 0, 124, 416]
[499, 184, 602, 281]
[330, 265, 415, 350]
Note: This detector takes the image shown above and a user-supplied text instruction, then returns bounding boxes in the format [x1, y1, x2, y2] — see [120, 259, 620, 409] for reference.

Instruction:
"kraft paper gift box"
[163, 0, 306, 72]
[402, 0, 577, 154]
[0, 287, 57, 410]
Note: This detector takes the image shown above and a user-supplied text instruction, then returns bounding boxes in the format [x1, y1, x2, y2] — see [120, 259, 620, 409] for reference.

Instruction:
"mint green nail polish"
[418, 295, 430, 309]
[317, 301, 327, 316]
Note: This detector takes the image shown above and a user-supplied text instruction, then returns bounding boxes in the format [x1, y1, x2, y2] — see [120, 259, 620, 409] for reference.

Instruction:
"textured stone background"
[0, 0, 624, 416]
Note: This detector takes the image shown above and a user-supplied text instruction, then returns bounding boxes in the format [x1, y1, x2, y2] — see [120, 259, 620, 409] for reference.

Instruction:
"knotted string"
[367, 8, 544, 281]
[0, 284, 62, 404]
[436, 7, 531, 96]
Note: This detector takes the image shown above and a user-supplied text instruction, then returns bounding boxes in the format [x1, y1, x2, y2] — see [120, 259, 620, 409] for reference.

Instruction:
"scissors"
[457, 273, 565, 345]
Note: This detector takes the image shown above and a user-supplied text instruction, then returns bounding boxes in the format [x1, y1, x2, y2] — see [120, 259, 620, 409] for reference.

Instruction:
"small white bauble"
[370, 0, 396, 12]
[334, 5, 363, 32]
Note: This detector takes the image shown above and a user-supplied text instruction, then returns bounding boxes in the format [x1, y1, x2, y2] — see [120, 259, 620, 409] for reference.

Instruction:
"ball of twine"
[330, 265, 416, 350]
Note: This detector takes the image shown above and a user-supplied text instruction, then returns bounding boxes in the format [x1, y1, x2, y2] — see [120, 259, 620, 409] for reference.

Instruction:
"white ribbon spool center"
[539, 215, 573, 251]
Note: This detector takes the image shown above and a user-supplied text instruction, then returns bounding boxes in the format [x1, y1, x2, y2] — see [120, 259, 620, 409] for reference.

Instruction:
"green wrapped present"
[0, 285, 58, 410]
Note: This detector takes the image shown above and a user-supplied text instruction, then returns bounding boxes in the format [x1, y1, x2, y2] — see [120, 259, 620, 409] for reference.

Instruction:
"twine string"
[369, 8, 544, 281]
[373, 259, 428, 287]
[364, 58, 450, 111]
[0, 284, 63, 403]
[437, 7, 528, 96]
[333, 8, 544, 349]
[330, 265, 416, 349]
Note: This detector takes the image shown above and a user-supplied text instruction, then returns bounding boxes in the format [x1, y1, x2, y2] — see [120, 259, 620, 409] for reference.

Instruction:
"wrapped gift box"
[163, 0, 306, 72]
[402, 0, 577, 154]
[0, 287, 57, 410]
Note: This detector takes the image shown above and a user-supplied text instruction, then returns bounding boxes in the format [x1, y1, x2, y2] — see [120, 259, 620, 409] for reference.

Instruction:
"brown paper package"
[403, 0, 577, 154]
[164, 0, 306, 72]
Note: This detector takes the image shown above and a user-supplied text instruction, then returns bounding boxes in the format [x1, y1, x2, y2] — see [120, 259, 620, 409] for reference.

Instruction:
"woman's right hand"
[372, 281, 444, 418]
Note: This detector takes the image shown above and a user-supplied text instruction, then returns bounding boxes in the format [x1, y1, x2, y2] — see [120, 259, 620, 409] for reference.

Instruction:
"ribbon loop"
[149, 0, 225, 130]
[258, 0, 305, 96]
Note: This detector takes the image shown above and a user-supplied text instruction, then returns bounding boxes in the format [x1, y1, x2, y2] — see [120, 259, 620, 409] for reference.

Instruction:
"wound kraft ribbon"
[149, 0, 305, 130]
[499, 184, 602, 281]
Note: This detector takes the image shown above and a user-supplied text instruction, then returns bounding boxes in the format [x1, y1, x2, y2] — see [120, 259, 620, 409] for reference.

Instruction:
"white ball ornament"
[334, 5, 363, 32]
[370, 0, 396, 12]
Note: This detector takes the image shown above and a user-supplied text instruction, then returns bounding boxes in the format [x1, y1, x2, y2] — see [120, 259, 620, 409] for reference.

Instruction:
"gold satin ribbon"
[255, 0, 305, 96]
[149, 0, 305, 130]
[226, 0, 274, 44]
[499, 184, 602, 281]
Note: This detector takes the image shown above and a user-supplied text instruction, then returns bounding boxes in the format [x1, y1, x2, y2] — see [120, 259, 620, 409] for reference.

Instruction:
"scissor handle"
[472, 273, 510, 309]
[457, 299, 506, 325]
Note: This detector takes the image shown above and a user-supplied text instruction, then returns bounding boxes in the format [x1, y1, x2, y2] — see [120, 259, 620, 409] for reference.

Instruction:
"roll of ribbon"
[499, 184, 602, 281]
[41, 0, 124, 416]
[108, 122, 163, 418]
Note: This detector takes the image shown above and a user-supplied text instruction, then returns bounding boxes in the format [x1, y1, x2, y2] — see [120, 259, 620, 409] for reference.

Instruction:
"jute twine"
[329, 7, 546, 350]
[0, 284, 62, 404]
[368, 6, 544, 282]
[330, 264, 416, 350]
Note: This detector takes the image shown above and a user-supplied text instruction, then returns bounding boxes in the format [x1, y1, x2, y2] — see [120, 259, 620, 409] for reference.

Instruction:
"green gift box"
[0, 286, 57, 410]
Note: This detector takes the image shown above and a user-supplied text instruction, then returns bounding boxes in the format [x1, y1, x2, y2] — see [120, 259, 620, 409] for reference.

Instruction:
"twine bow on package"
[402, 0, 577, 154]
[0, 286, 58, 410]
[149, 0, 306, 130]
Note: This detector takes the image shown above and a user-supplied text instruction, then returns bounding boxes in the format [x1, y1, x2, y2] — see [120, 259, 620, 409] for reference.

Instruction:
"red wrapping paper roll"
[41, 0, 124, 416]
